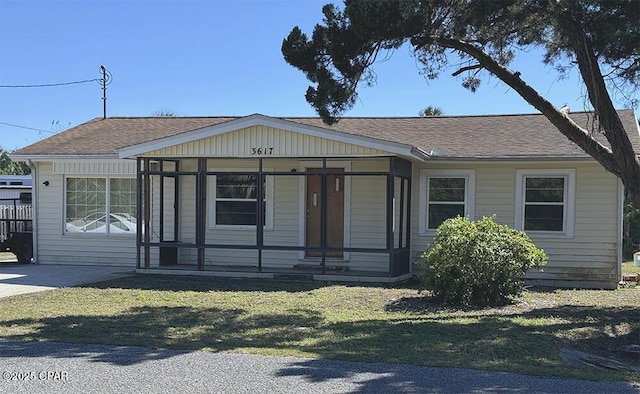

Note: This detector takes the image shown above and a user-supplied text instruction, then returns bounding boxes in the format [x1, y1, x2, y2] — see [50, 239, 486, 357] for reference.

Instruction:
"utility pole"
[101, 65, 107, 119]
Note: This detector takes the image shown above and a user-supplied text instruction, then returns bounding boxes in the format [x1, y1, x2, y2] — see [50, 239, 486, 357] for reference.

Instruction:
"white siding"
[33, 155, 619, 286]
[348, 160, 389, 271]
[34, 161, 137, 266]
[411, 161, 620, 288]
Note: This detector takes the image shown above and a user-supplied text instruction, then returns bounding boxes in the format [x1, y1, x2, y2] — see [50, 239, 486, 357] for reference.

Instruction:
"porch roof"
[11, 109, 640, 160]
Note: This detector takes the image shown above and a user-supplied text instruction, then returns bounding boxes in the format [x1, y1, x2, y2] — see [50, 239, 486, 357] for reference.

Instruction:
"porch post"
[320, 158, 327, 274]
[386, 159, 395, 275]
[159, 161, 165, 243]
[399, 176, 405, 247]
[405, 177, 411, 250]
[143, 158, 151, 269]
[174, 160, 180, 243]
[256, 158, 264, 271]
[195, 158, 206, 270]
[136, 157, 142, 269]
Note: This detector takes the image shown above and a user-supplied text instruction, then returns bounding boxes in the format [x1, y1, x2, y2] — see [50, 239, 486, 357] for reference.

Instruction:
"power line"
[0, 78, 100, 88]
[0, 121, 56, 134]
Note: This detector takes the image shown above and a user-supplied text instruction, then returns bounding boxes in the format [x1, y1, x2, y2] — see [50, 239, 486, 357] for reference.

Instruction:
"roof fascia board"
[428, 155, 595, 161]
[424, 158, 598, 165]
[10, 154, 120, 162]
[117, 114, 427, 161]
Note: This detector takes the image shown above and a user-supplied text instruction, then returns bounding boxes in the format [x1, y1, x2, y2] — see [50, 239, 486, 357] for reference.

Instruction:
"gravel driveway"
[1, 340, 637, 393]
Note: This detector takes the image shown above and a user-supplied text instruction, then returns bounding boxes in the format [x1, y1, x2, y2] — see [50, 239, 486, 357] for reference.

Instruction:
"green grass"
[0, 275, 638, 383]
[622, 260, 639, 275]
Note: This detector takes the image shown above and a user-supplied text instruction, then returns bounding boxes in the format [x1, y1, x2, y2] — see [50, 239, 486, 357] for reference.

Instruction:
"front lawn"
[0, 275, 638, 383]
[622, 260, 639, 275]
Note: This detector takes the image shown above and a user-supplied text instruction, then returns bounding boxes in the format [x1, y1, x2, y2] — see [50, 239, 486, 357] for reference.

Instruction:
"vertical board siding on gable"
[35, 161, 137, 266]
[142, 125, 387, 157]
[52, 161, 136, 175]
[411, 161, 619, 286]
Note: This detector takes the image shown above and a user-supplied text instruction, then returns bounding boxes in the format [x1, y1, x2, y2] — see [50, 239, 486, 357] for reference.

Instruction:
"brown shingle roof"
[13, 110, 640, 159]
[13, 117, 236, 156]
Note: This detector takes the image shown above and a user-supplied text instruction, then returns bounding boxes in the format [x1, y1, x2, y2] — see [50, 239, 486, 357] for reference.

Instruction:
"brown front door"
[305, 168, 344, 258]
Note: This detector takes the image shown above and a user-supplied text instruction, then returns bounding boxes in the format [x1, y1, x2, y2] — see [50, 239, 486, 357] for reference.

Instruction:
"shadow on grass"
[0, 305, 324, 365]
[1, 298, 638, 381]
[385, 293, 640, 368]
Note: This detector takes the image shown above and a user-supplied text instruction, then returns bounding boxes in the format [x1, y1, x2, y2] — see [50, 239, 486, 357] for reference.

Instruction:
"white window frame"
[418, 169, 476, 234]
[63, 176, 137, 236]
[515, 169, 575, 238]
[207, 169, 274, 230]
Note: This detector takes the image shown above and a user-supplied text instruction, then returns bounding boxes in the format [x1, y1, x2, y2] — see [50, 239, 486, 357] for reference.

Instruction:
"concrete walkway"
[0, 262, 135, 298]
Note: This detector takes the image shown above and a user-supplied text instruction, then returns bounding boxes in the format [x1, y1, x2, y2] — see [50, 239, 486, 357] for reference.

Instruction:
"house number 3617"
[250, 147, 274, 155]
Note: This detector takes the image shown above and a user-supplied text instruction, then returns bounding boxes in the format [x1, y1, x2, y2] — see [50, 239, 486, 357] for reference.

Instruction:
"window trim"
[63, 175, 137, 237]
[207, 168, 274, 230]
[515, 169, 575, 238]
[418, 169, 476, 234]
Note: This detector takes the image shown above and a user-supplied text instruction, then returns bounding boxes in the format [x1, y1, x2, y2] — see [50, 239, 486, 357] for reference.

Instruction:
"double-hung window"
[209, 171, 273, 229]
[65, 177, 137, 234]
[515, 169, 575, 236]
[419, 169, 475, 233]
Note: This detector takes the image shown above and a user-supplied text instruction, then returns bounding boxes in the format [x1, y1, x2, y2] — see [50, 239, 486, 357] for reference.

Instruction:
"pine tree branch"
[411, 34, 620, 177]
[451, 64, 482, 77]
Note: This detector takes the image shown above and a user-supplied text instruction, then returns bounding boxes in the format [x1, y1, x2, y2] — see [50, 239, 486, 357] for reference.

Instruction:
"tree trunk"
[556, 10, 640, 208]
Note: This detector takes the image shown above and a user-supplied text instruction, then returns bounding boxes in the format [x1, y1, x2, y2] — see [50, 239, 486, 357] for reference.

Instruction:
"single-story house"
[11, 110, 640, 288]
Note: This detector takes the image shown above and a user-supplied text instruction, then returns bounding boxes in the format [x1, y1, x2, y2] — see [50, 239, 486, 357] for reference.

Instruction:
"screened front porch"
[135, 156, 413, 282]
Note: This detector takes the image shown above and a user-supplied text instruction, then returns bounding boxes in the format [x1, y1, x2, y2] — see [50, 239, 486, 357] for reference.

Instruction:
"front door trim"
[298, 161, 351, 261]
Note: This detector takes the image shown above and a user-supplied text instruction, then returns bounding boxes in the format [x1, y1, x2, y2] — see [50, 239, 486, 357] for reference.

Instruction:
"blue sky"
[0, 0, 631, 150]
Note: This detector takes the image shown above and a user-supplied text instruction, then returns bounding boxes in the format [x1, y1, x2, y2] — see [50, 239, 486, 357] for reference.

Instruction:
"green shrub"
[421, 216, 547, 307]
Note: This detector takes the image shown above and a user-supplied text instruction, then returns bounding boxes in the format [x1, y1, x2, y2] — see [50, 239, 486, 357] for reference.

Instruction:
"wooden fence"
[0, 204, 32, 242]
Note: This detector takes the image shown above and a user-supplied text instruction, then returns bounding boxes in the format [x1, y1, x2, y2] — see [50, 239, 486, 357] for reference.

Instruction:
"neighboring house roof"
[12, 109, 640, 160]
